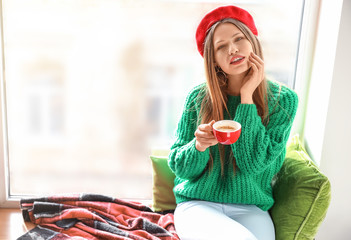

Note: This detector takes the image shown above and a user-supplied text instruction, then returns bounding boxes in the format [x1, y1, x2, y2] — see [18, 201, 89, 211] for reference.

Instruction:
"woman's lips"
[230, 56, 245, 65]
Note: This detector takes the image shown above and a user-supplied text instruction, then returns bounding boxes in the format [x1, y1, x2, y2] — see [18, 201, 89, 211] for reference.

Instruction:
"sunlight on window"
[2, 0, 303, 199]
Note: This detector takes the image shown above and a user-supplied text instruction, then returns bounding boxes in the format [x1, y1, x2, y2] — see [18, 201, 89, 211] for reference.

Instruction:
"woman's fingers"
[249, 56, 261, 72]
[250, 52, 264, 63]
[195, 120, 218, 151]
[198, 120, 215, 132]
[240, 52, 265, 101]
[198, 138, 218, 146]
[196, 138, 218, 150]
[249, 53, 264, 79]
[250, 52, 264, 64]
[195, 128, 214, 139]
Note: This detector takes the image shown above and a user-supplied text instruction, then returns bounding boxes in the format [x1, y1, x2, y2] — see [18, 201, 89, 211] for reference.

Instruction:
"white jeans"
[174, 200, 275, 240]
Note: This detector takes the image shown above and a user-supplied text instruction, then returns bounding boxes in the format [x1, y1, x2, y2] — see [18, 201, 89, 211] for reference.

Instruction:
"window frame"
[0, 1, 20, 207]
[0, 0, 318, 207]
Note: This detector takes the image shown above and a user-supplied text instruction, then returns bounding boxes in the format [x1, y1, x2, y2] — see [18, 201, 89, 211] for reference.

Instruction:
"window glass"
[2, 0, 303, 199]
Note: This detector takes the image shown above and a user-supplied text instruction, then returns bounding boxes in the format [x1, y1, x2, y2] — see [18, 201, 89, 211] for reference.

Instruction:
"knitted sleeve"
[168, 85, 210, 180]
[231, 84, 298, 174]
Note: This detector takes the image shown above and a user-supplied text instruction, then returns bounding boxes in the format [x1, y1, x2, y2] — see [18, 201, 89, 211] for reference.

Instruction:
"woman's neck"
[227, 71, 247, 96]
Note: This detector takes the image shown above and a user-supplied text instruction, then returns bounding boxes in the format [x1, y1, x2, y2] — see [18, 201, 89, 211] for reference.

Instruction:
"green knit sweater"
[168, 80, 298, 211]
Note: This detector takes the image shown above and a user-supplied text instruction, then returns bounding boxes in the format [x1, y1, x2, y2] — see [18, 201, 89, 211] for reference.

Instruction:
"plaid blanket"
[18, 193, 179, 240]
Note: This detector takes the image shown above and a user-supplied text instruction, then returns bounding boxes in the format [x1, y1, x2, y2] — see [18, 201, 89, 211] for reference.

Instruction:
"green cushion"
[270, 135, 331, 240]
[150, 151, 176, 212]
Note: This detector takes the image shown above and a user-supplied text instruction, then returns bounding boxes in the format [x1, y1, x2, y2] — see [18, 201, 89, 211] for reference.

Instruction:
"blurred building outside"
[1, 0, 303, 199]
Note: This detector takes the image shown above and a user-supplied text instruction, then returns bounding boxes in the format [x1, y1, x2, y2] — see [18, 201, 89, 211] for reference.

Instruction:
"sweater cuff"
[234, 104, 261, 125]
[189, 138, 210, 160]
[169, 138, 210, 179]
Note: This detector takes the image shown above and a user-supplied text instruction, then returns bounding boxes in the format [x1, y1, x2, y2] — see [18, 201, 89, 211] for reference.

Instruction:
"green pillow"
[150, 151, 176, 212]
[270, 135, 331, 240]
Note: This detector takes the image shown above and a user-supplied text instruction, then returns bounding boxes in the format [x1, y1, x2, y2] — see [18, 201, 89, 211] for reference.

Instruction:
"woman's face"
[213, 22, 253, 78]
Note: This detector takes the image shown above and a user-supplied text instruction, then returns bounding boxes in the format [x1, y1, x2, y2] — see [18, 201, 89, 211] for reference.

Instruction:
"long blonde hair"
[199, 18, 269, 175]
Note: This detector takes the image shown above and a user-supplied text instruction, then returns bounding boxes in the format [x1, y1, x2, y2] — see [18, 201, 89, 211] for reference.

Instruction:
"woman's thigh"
[174, 200, 258, 240]
[223, 203, 275, 240]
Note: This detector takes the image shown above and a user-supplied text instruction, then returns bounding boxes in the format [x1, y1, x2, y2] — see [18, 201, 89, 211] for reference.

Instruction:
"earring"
[215, 66, 227, 79]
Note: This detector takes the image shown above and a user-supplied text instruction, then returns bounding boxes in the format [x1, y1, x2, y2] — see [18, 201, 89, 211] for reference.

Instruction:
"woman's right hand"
[240, 52, 265, 104]
[195, 120, 218, 152]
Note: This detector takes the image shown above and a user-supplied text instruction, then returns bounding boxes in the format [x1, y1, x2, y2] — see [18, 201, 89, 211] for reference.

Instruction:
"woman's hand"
[240, 52, 265, 104]
[195, 120, 218, 152]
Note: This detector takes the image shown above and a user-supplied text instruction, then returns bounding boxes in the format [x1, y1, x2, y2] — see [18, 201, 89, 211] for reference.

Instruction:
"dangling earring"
[215, 66, 227, 80]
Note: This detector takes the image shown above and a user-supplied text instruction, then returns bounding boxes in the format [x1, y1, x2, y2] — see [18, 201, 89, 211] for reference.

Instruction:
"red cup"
[213, 120, 241, 145]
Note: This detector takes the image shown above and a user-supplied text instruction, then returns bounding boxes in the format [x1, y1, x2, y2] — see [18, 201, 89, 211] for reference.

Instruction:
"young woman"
[168, 5, 298, 240]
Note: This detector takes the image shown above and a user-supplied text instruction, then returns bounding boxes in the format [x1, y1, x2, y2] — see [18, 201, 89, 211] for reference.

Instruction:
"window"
[0, 0, 304, 203]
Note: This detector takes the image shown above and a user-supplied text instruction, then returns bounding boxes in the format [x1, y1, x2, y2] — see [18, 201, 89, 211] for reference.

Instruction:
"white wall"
[310, 0, 351, 238]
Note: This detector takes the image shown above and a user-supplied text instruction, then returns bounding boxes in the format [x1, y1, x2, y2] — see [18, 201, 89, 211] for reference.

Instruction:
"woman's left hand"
[240, 52, 265, 104]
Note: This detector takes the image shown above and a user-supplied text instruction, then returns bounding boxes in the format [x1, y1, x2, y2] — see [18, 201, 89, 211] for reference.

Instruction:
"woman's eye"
[217, 45, 226, 51]
[235, 37, 244, 42]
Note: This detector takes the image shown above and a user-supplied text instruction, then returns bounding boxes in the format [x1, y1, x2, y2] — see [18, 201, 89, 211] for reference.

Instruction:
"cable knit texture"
[168, 80, 298, 211]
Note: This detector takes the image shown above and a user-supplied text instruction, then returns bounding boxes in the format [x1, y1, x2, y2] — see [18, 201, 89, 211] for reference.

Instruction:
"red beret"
[195, 5, 258, 57]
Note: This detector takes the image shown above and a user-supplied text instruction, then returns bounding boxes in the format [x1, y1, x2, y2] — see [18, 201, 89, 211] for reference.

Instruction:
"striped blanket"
[18, 193, 179, 240]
